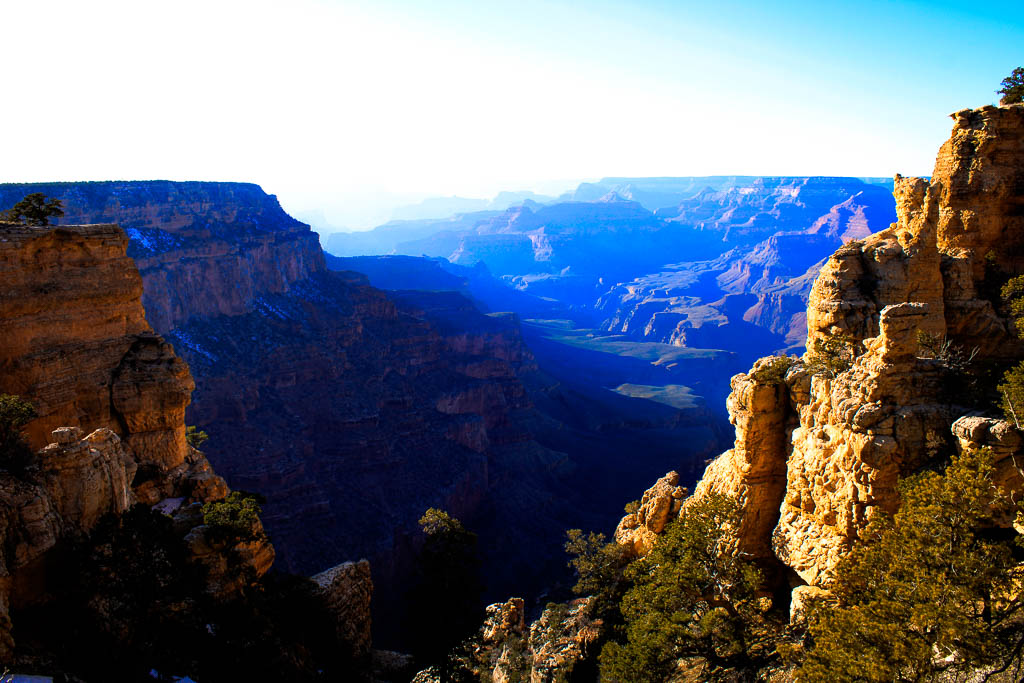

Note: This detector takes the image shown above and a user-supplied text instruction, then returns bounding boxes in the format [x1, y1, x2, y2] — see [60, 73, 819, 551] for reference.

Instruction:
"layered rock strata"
[617, 104, 1024, 595]
[0, 184, 569, 596]
[0, 222, 271, 656]
[0, 181, 722, 647]
[0, 181, 323, 334]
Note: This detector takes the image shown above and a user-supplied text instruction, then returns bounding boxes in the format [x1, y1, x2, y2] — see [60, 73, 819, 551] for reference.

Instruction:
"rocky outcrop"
[0, 427, 136, 623]
[0, 426, 269, 657]
[313, 560, 374, 665]
[775, 302, 952, 584]
[615, 357, 808, 563]
[776, 105, 1024, 584]
[0, 225, 150, 445]
[951, 415, 1024, 508]
[414, 597, 601, 683]
[0, 222, 272, 657]
[614, 471, 687, 556]
[690, 357, 808, 561]
[616, 104, 1024, 599]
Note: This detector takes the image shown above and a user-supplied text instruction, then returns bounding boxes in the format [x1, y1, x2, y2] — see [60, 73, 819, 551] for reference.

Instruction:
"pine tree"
[408, 508, 482, 682]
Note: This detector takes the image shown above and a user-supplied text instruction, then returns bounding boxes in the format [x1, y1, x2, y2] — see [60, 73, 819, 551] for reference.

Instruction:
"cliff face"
[0, 222, 272, 657]
[618, 105, 1024, 593]
[0, 181, 323, 334]
[0, 224, 191, 467]
[170, 273, 566, 581]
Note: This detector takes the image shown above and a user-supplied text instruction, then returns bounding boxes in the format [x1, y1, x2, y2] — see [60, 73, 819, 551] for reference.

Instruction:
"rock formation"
[614, 471, 687, 556]
[616, 104, 1024, 599]
[413, 597, 601, 682]
[313, 559, 374, 666]
[0, 181, 323, 335]
[0, 222, 271, 657]
[596, 179, 897, 361]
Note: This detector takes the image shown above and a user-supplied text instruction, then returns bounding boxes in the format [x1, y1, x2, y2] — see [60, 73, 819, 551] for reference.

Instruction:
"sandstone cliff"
[616, 104, 1024, 598]
[0, 181, 323, 334]
[0, 223, 272, 658]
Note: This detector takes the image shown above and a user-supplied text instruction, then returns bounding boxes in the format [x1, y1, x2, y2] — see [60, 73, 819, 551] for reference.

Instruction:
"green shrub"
[749, 355, 796, 384]
[999, 362, 1024, 428]
[805, 332, 857, 378]
[1002, 275, 1024, 338]
[565, 528, 630, 621]
[599, 494, 780, 681]
[202, 491, 265, 544]
[185, 425, 209, 450]
[0, 393, 37, 475]
[998, 277, 1024, 425]
[798, 448, 1024, 681]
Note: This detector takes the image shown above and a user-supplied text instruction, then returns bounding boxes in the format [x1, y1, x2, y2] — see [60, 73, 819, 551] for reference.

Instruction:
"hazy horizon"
[4, 0, 1022, 228]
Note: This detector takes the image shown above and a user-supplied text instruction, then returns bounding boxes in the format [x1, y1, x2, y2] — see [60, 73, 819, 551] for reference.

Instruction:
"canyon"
[428, 101, 1024, 683]
[4, 103, 1018, 680]
[0, 180, 724, 648]
[325, 176, 897, 368]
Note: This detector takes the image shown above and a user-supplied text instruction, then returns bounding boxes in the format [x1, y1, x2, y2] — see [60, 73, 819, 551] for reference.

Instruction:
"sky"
[2, 0, 1022, 228]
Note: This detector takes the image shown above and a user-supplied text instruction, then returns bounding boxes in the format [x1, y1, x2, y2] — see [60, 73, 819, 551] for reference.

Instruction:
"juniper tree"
[1, 193, 64, 226]
[599, 494, 779, 682]
[998, 67, 1024, 105]
[798, 448, 1024, 682]
[408, 508, 482, 682]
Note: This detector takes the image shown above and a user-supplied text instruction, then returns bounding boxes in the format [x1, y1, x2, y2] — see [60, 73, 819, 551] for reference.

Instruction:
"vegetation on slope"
[0, 393, 36, 475]
[14, 502, 353, 682]
[599, 494, 782, 682]
[796, 448, 1024, 682]
[559, 449, 1024, 682]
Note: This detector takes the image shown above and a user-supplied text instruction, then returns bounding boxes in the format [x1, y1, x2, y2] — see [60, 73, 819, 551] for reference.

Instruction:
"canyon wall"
[0, 181, 323, 334]
[0, 223, 192, 472]
[0, 222, 272, 658]
[617, 104, 1024, 594]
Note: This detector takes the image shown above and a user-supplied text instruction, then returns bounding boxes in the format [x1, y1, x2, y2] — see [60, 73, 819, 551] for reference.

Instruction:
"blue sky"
[2, 0, 1021, 227]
